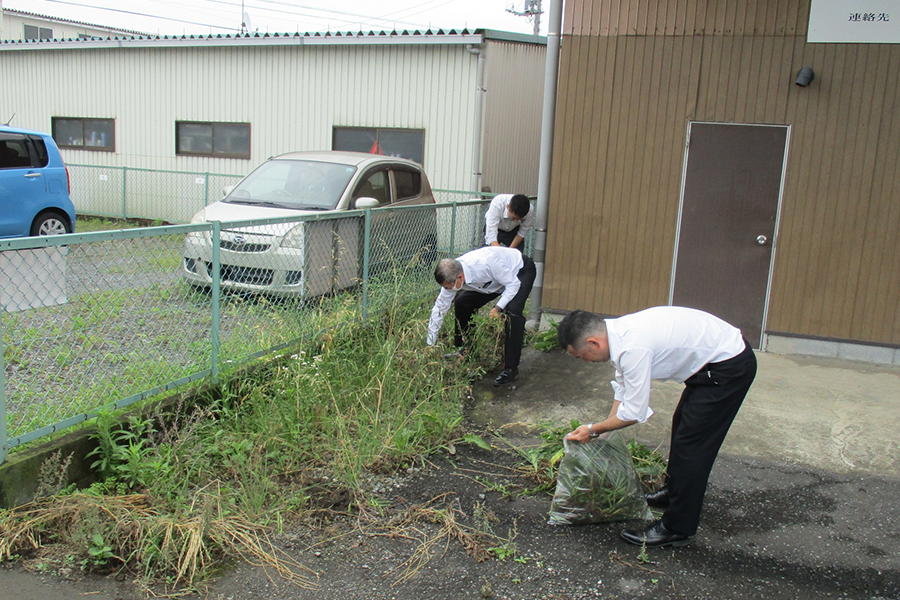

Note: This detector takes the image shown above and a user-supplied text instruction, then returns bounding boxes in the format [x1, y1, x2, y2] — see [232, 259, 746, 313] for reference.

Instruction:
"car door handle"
[24, 172, 42, 178]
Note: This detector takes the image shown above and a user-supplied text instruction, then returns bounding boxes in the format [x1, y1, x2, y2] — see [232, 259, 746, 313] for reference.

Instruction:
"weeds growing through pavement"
[627, 438, 669, 493]
[528, 319, 560, 352]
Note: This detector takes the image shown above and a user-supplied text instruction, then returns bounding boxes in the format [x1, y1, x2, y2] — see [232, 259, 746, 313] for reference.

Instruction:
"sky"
[3, 0, 547, 36]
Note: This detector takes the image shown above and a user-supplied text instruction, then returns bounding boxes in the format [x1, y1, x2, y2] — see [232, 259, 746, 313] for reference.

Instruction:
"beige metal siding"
[547, 0, 900, 345]
[481, 40, 545, 195]
[0, 12, 135, 40]
[2, 43, 480, 190]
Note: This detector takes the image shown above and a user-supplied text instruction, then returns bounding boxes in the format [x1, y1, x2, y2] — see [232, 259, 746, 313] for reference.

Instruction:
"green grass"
[75, 216, 146, 232]
[0, 257, 488, 591]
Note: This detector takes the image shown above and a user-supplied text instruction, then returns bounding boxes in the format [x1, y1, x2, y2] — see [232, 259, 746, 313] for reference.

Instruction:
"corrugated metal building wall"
[0, 8, 141, 40]
[1, 32, 545, 195]
[482, 40, 546, 195]
[545, 0, 900, 350]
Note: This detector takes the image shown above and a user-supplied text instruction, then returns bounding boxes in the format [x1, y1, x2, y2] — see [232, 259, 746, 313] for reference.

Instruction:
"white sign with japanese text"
[808, 0, 899, 42]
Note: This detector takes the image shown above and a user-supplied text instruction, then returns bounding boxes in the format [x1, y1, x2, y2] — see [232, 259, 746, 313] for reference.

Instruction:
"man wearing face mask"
[426, 246, 536, 386]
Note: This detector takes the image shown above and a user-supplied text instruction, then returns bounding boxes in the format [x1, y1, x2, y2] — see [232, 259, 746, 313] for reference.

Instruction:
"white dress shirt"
[483, 193, 535, 245]
[426, 246, 524, 345]
[605, 307, 746, 423]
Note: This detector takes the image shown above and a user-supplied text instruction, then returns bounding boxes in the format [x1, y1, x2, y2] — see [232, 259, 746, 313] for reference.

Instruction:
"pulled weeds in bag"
[548, 431, 652, 525]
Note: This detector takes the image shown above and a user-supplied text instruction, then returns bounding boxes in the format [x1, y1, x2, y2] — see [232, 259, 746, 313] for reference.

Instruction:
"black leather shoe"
[620, 520, 691, 548]
[493, 367, 518, 386]
[645, 488, 670, 508]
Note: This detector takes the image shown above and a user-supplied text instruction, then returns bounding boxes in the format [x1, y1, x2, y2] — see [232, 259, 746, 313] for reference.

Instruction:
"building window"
[333, 127, 425, 165]
[52, 117, 116, 151]
[176, 122, 251, 159]
[23, 25, 53, 40]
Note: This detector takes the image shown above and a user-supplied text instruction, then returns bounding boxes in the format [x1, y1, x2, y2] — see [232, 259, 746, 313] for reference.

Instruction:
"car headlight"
[281, 223, 305, 251]
[186, 211, 208, 240]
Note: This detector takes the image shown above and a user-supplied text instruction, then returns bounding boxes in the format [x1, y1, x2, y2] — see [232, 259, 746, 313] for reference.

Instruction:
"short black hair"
[508, 194, 531, 219]
[557, 310, 606, 350]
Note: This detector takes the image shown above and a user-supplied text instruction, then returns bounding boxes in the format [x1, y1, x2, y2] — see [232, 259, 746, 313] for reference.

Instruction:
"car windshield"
[225, 159, 357, 210]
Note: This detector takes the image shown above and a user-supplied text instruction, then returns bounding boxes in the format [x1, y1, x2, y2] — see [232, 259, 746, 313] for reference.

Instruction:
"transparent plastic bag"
[548, 430, 653, 525]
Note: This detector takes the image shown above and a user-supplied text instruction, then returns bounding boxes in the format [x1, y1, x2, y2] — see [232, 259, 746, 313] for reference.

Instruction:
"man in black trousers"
[427, 246, 536, 386]
[557, 307, 757, 547]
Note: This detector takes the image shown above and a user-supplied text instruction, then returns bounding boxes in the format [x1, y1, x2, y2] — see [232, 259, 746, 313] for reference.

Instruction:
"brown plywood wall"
[546, 0, 900, 345]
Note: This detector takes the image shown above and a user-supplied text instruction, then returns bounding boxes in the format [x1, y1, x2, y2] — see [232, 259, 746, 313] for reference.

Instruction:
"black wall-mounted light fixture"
[795, 67, 815, 87]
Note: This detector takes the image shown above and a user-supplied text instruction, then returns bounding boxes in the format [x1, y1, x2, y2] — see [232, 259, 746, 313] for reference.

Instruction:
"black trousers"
[496, 227, 522, 252]
[662, 339, 757, 536]
[483, 224, 523, 252]
[453, 255, 536, 369]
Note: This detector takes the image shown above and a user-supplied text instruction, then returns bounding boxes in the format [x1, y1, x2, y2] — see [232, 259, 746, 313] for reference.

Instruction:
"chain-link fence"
[0, 197, 499, 463]
[68, 164, 499, 227]
[69, 165, 244, 224]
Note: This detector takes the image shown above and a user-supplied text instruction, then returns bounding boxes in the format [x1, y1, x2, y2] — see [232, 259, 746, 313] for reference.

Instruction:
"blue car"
[0, 125, 76, 238]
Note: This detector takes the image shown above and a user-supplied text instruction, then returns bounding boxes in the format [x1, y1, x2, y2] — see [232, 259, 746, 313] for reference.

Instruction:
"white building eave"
[0, 29, 501, 51]
[0, 7, 145, 36]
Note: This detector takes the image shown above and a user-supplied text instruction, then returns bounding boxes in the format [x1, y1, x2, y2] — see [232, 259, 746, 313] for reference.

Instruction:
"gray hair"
[557, 310, 607, 350]
[434, 258, 463, 285]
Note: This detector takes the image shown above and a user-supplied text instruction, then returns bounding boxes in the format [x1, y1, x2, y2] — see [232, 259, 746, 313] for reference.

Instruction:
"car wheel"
[31, 211, 71, 236]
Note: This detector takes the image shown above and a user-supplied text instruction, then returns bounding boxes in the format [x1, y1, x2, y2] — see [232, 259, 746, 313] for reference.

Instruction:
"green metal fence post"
[203, 173, 210, 212]
[449, 200, 458, 256]
[362, 208, 372, 321]
[0, 313, 7, 465]
[211, 222, 221, 383]
[121, 166, 128, 220]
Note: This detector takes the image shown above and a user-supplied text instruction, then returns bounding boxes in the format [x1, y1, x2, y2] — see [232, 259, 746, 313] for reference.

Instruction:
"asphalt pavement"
[469, 346, 900, 598]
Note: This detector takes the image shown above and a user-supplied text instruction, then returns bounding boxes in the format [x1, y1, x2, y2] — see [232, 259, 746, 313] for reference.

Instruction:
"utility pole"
[506, 0, 543, 36]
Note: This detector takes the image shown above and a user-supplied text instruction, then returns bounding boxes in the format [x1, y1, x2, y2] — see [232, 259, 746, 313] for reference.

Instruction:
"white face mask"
[442, 276, 464, 291]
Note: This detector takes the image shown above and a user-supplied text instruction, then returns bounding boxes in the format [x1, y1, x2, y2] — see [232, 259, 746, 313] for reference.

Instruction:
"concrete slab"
[471, 348, 900, 478]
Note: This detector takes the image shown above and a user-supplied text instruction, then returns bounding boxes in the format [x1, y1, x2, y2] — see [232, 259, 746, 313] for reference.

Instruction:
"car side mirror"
[222, 185, 235, 197]
[355, 197, 380, 209]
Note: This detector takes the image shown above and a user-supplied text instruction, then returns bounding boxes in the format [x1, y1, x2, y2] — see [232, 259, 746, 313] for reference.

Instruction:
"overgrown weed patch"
[0, 261, 503, 593]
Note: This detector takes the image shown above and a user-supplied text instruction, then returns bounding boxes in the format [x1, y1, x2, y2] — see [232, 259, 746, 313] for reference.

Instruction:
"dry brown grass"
[355, 492, 501, 586]
[0, 488, 318, 591]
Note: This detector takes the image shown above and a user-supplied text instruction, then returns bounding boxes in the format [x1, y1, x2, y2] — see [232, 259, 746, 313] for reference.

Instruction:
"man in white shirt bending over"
[427, 246, 536, 387]
[557, 307, 756, 549]
[484, 193, 534, 252]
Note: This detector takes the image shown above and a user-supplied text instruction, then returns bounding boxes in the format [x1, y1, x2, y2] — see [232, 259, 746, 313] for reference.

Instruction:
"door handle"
[756, 235, 768, 246]
[24, 172, 42, 178]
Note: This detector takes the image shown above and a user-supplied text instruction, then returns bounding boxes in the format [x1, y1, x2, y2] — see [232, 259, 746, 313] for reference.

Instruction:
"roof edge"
[481, 29, 547, 45]
[1, 7, 146, 36]
[0, 28, 501, 50]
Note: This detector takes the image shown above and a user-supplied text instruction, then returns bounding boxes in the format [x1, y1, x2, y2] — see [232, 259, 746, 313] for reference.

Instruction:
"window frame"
[332, 126, 425, 165]
[23, 24, 53, 40]
[51, 117, 116, 152]
[176, 121, 251, 160]
[392, 167, 423, 202]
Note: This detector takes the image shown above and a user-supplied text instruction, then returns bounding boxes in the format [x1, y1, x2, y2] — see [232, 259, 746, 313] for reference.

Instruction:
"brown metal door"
[671, 123, 787, 349]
